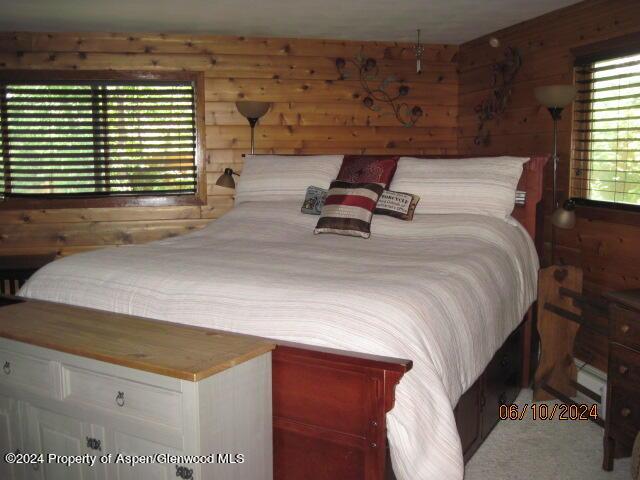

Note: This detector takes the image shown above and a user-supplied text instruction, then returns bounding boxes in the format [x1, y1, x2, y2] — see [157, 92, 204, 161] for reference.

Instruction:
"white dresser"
[0, 299, 274, 480]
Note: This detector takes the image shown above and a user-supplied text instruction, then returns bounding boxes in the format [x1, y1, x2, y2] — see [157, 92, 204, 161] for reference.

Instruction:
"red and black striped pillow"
[314, 180, 385, 238]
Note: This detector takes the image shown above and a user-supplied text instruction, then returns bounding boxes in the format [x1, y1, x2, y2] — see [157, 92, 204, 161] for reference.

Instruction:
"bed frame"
[8, 155, 547, 479]
[270, 155, 549, 480]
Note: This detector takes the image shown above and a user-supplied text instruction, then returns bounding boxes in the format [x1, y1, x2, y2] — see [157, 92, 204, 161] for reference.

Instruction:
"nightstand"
[603, 289, 640, 471]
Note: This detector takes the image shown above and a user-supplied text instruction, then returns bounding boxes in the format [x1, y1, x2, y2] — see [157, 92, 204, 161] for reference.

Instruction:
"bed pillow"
[314, 181, 384, 238]
[337, 155, 399, 188]
[235, 154, 344, 205]
[390, 156, 529, 218]
[374, 190, 420, 221]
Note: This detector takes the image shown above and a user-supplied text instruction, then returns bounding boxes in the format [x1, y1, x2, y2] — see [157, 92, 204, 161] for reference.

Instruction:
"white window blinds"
[0, 80, 197, 198]
[572, 52, 640, 206]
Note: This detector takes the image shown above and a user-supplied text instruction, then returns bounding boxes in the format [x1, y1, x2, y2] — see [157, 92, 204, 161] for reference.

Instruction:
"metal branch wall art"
[474, 47, 522, 146]
[335, 53, 423, 128]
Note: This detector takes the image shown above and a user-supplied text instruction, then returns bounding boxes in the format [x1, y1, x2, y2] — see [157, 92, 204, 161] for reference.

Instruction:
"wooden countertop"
[0, 298, 275, 382]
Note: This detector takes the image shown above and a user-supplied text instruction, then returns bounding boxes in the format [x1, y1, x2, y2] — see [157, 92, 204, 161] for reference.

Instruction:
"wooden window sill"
[0, 194, 205, 210]
[574, 198, 640, 227]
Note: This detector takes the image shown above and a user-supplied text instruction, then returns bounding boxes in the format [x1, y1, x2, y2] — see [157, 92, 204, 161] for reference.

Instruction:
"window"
[0, 71, 204, 207]
[572, 51, 640, 207]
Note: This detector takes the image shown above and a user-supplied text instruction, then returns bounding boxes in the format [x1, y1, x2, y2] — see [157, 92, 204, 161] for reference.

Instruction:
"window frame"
[569, 32, 640, 214]
[0, 69, 207, 210]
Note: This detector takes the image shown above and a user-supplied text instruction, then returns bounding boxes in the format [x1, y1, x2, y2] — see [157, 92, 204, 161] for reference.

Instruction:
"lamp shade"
[551, 199, 576, 229]
[534, 85, 577, 108]
[235, 101, 271, 120]
[215, 168, 236, 189]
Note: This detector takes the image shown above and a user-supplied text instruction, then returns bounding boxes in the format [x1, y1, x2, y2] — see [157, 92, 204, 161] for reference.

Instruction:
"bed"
[19, 155, 547, 480]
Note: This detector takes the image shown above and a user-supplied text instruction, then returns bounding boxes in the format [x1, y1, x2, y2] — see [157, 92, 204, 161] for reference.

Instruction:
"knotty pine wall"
[0, 32, 458, 256]
[458, 0, 640, 370]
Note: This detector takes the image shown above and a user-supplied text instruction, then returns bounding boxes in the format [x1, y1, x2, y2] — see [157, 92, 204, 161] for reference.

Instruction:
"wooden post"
[533, 265, 582, 401]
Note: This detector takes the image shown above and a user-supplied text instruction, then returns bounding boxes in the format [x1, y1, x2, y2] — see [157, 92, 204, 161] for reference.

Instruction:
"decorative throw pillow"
[390, 156, 529, 218]
[375, 190, 420, 221]
[314, 181, 384, 238]
[301, 186, 328, 215]
[337, 155, 399, 188]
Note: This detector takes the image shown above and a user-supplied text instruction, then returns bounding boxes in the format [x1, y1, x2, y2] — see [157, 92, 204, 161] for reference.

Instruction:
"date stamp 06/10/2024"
[499, 403, 599, 422]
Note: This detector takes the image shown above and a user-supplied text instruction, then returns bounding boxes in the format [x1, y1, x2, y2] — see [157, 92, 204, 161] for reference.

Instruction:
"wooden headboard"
[511, 156, 549, 243]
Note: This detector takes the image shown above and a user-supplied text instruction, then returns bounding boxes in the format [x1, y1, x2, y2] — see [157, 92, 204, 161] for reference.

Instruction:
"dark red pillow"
[337, 155, 399, 188]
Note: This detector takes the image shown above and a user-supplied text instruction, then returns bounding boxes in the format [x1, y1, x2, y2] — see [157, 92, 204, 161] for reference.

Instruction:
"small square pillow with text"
[374, 190, 420, 221]
[314, 181, 384, 239]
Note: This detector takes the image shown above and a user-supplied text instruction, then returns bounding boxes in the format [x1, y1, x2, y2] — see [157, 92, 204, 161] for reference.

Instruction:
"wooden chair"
[0, 254, 56, 295]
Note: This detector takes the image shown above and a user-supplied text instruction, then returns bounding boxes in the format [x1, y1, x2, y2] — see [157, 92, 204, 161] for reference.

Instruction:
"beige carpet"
[465, 389, 632, 480]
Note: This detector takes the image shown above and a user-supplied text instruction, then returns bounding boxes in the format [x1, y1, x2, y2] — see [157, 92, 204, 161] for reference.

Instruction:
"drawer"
[273, 355, 377, 438]
[0, 348, 55, 396]
[608, 384, 640, 439]
[609, 343, 640, 388]
[610, 305, 640, 351]
[62, 365, 183, 430]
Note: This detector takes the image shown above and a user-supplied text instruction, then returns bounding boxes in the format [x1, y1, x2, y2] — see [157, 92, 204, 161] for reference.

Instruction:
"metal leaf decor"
[474, 47, 522, 146]
[335, 54, 423, 128]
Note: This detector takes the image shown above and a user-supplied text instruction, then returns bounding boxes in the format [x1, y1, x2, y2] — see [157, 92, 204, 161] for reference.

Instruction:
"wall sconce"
[551, 199, 576, 230]
[474, 45, 522, 146]
[335, 55, 423, 127]
[235, 101, 271, 154]
[215, 167, 240, 189]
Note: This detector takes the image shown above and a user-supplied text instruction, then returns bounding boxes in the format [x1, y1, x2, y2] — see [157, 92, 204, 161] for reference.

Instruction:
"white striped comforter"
[20, 201, 538, 480]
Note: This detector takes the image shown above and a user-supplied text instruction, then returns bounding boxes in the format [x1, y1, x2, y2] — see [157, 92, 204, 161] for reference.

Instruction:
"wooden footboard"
[272, 318, 527, 479]
[272, 343, 411, 480]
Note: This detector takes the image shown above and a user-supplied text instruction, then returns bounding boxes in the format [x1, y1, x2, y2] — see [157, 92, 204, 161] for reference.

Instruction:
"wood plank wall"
[0, 32, 459, 256]
[457, 0, 640, 370]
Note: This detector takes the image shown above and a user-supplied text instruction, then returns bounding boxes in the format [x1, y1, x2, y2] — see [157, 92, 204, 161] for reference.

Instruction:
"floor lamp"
[235, 101, 271, 154]
[534, 84, 577, 264]
[533, 85, 581, 406]
[216, 102, 271, 189]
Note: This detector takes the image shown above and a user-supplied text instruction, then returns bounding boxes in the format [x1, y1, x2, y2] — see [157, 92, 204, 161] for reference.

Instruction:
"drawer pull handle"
[86, 437, 102, 451]
[115, 391, 125, 407]
[618, 365, 629, 375]
[175, 465, 194, 479]
[3, 361, 10, 375]
[620, 324, 630, 334]
[621, 407, 632, 418]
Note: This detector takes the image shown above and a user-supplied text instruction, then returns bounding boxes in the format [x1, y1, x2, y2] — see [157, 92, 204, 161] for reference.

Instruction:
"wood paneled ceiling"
[0, 0, 580, 44]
